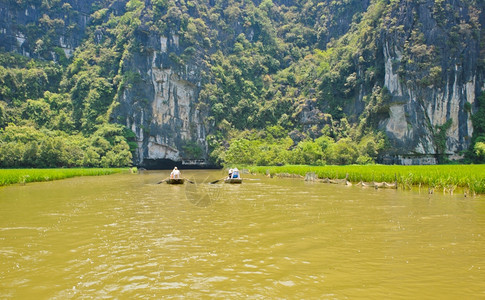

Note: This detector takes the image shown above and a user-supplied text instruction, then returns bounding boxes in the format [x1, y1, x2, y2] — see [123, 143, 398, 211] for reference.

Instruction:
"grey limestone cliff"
[0, 0, 94, 60]
[378, 0, 481, 163]
[112, 31, 210, 168]
[1, 0, 484, 166]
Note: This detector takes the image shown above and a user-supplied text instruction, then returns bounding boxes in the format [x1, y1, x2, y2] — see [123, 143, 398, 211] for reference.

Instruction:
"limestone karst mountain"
[0, 0, 484, 167]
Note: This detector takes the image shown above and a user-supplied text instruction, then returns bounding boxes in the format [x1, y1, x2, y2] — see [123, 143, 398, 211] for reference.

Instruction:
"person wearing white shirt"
[170, 167, 181, 179]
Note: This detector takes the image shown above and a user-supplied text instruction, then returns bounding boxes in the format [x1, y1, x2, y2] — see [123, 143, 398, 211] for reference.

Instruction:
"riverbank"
[248, 164, 485, 195]
[0, 168, 133, 187]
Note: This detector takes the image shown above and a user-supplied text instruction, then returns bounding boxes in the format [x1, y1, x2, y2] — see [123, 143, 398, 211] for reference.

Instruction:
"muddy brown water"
[1, 170, 484, 298]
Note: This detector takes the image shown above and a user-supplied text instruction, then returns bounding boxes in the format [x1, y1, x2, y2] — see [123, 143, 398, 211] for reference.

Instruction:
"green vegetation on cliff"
[0, 0, 484, 167]
[211, 124, 386, 166]
[0, 52, 133, 168]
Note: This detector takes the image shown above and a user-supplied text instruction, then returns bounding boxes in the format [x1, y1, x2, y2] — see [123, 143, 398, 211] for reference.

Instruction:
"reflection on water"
[0, 170, 484, 299]
[184, 174, 223, 208]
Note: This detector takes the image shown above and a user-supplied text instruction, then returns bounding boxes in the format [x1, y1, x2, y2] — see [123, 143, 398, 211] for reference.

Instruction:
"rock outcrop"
[379, 0, 481, 161]
[0, 0, 95, 60]
[112, 32, 210, 168]
[1, 0, 483, 166]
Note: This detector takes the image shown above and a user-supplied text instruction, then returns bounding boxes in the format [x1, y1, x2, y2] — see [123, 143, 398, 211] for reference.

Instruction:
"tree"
[23, 99, 51, 127]
[475, 142, 485, 160]
[326, 138, 359, 165]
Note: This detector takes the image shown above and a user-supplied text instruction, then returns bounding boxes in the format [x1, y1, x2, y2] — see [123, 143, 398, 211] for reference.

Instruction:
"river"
[0, 170, 484, 299]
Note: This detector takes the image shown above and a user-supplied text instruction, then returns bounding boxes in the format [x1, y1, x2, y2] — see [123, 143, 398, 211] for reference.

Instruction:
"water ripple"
[0, 171, 484, 298]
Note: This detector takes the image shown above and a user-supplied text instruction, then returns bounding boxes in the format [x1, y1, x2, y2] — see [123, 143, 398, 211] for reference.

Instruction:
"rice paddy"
[0, 168, 130, 187]
[249, 164, 485, 195]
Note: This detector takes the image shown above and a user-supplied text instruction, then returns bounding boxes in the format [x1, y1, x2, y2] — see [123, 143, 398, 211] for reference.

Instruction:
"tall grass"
[249, 165, 485, 194]
[0, 168, 129, 186]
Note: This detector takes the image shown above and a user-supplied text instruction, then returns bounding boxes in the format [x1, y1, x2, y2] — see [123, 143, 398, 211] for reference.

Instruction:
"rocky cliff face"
[112, 31, 210, 168]
[1, 0, 483, 166]
[0, 0, 211, 168]
[379, 0, 481, 162]
[0, 0, 95, 60]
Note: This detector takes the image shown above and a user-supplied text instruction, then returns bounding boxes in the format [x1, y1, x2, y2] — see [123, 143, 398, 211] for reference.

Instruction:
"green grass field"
[0, 168, 130, 186]
[249, 164, 485, 194]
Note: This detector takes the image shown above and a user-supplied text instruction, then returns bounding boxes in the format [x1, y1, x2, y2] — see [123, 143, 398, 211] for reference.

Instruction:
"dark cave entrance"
[140, 159, 180, 170]
[139, 159, 220, 170]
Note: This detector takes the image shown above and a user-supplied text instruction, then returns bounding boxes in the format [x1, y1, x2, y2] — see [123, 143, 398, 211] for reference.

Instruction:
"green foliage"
[219, 126, 386, 166]
[0, 124, 132, 168]
[467, 92, 485, 162]
[0, 0, 147, 168]
[0, 50, 132, 168]
[23, 99, 51, 126]
[182, 140, 203, 159]
[474, 142, 485, 159]
[0, 53, 63, 104]
[1, 0, 482, 168]
[224, 138, 258, 165]
[2, 1, 390, 168]
[432, 119, 452, 163]
[326, 138, 359, 165]
[0, 102, 6, 128]
[472, 93, 485, 137]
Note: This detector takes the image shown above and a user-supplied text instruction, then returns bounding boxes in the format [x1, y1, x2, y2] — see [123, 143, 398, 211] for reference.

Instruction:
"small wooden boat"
[224, 178, 242, 184]
[166, 178, 185, 184]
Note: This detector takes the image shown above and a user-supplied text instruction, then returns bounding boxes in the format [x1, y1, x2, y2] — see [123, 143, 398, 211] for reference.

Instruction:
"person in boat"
[170, 167, 181, 179]
[232, 168, 239, 179]
[228, 168, 233, 179]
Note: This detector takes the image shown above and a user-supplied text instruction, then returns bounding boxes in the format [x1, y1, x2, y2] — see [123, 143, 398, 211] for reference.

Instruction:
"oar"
[157, 177, 170, 184]
[209, 178, 226, 184]
[184, 178, 195, 184]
